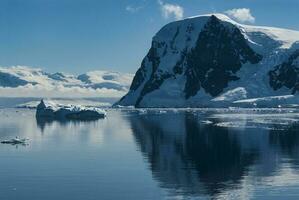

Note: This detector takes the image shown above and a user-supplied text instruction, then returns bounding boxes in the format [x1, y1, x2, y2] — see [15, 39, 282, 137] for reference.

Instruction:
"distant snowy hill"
[116, 14, 299, 108]
[0, 66, 133, 98]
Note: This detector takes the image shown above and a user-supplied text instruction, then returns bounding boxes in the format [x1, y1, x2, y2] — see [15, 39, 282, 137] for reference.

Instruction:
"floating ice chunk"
[201, 120, 213, 124]
[16, 99, 111, 109]
[158, 110, 167, 114]
[137, 109, 147, 115]
[36, 100, 106, 120]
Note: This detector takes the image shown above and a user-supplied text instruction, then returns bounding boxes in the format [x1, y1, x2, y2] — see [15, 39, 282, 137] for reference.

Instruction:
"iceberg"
[36, 100, 106, 120]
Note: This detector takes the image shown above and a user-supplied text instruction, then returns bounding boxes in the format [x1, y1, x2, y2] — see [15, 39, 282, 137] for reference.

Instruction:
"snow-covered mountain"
[0, 66, 133, 98]
[116, 14, 299, 108]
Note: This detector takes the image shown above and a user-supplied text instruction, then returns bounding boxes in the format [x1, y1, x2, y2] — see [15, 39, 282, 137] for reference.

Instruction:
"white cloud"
[158, 0, 184, 20]
[125, 5, 143, 13]
[125, 0, 147, 13]
[0, 84, 126, 98]
[224, 8, 255, 23]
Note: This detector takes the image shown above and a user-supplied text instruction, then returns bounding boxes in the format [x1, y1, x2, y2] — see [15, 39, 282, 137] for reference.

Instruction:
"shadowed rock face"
[130, 46, 158, 92]
[269, 50, 299, 94]
[184, 16, 262, 98]
[134, 44, 172, 106]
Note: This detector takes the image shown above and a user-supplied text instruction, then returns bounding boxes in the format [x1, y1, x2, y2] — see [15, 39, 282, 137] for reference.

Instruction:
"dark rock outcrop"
[184, 16, 262, 98]
[269, 50, 299, 94]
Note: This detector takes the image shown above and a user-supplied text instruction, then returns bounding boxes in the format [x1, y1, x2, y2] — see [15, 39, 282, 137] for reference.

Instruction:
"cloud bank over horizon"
[0, 66, 133, 98]
[0, 84, 125, 98]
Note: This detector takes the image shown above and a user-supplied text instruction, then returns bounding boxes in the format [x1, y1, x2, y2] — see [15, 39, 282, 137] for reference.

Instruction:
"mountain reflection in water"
[36, 117, 102, 133]
[126, 110, 299, 199]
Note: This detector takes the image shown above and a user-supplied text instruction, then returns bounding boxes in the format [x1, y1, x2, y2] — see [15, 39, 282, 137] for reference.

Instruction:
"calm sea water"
[1, 108, 299, 200]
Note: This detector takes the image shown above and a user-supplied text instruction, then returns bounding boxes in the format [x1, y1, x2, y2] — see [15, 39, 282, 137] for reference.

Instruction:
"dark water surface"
[1, 108, 299, 200]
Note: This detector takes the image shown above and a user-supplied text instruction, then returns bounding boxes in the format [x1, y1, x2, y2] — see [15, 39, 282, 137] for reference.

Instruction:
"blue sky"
[0, 0, 298, 74]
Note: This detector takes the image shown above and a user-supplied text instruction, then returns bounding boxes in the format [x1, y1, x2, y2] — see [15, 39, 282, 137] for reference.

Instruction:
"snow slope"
[117, 13, 299, 108]
[0, 66, 133, 98]
[194, 14, 299, 49]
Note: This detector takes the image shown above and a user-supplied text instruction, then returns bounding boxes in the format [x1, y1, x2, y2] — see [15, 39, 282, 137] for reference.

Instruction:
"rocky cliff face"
[117, 14, 299, 108]
[184, 16, 262, 99]
[269, 50, 299, 94]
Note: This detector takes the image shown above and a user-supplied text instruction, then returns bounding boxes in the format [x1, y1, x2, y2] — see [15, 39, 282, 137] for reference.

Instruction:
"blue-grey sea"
[1, 98, 299, 199]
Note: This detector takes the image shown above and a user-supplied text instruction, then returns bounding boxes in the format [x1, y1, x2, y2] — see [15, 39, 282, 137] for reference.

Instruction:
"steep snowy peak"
[117, 14, 299, 108]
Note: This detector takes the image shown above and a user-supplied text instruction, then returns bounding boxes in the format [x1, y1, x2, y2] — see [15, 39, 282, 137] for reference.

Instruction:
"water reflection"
[184, 115, 258, 196]
[126, 111, 299, 199]
[36, 117, 103, 133]
[2, 108, 299, 199]
[0, 142, 28, 148]
[269, 124, 299, 168]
